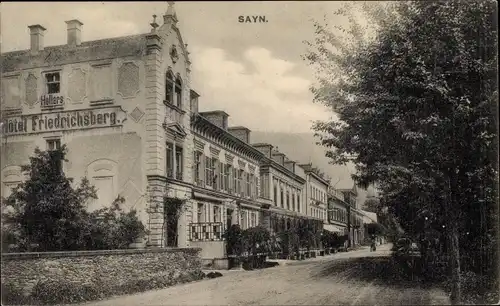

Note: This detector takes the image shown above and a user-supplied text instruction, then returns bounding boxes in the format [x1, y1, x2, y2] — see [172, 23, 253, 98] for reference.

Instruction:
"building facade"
[1, 4, 367, 258]
[299, 163, 329, 223]
[326, 187, 349, 235]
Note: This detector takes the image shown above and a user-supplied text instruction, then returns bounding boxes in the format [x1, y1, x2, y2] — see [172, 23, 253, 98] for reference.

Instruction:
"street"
[82, 244, 451, 306]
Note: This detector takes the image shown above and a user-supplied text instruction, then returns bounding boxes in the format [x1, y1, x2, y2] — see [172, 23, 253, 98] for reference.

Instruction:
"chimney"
[65, 19, 83, 46]
[252, 143, 273, 158]
[200, 111, 229, 130]
[228, 126, 251, 143]
[190, 90, 200, 114]
[28, 24, 46, 53]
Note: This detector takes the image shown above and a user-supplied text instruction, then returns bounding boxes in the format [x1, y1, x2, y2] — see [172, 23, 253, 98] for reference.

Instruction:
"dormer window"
[45, 72, 60, 94]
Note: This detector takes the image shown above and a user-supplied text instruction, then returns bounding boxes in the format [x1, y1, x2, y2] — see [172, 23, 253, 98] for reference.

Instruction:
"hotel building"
[1, 3, 363, 258]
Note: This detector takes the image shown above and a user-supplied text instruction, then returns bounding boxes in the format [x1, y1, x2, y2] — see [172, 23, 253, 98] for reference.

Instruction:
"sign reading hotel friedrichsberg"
[2, 106, 127, 136]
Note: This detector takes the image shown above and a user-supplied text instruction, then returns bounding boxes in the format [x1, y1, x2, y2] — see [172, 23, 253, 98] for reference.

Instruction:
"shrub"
[242, 226, 270, 255]
[224, 224, 244, 256]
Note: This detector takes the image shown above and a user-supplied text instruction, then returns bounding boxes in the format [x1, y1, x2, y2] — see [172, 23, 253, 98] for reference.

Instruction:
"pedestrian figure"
[370, 235, 376, 252]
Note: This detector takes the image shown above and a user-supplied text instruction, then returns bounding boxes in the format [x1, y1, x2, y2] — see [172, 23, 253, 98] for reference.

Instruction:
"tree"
[304, 1, 497, 304]
[363, 198, 381, 214]
[2, 146, 146, 251]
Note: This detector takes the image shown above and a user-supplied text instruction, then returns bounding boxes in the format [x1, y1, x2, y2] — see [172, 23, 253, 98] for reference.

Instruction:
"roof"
[1, 34, 148, 73]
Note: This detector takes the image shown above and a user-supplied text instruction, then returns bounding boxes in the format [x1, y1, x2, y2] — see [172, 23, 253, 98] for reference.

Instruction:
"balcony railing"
[189, 222, 224, 242]
[164, 101, 185, 123]
[194, 177, 204, 186]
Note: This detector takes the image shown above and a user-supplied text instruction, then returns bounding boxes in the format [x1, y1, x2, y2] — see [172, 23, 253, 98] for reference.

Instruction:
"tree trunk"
[448, 218, 462, 304]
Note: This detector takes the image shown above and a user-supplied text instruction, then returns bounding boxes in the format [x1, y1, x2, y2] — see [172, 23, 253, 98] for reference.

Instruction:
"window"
[90, 176, 114, 211]
[2, 181, 20, 200]
[194, 151, 203, 184]
[175, 146, 183, 180]
[246, 173, 251, 197]
[297, 195, 301, 212]
[238, 170, 244, 196]
[273, 183, 277, 204]
[175, 77, 182, 108]
[241, 211, 248, 229]
[233, 168, 238, 193]
[250, 212, 256, 227]
[280, 186, 284, 207]
[205, 156, 213, 187]
[166, 143, 174, 178]
[45, 72, 60, 94]
[286, 190, 290, 210]
[213, 206, 220, 223]
[219, 163, 225, 191]
[197, 203, 205, 222]
[165, 71, 174, 104]
[292, 192, 296, 211]
[225, 164, 232, 192]
[46, 138, 62, 173]
[46, 138, 61, 151]
[254, 175, 258, 199]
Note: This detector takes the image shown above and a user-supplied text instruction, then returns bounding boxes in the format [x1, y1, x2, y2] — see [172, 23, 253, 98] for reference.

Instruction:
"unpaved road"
[83, 244, 450, 306]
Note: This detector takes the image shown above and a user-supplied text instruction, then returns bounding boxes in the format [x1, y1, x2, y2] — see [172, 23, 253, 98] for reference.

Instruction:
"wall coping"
[1, 247, 202, 261]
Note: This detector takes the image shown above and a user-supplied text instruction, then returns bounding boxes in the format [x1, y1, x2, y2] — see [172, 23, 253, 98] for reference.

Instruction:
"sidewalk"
[273, 245, 375, 266]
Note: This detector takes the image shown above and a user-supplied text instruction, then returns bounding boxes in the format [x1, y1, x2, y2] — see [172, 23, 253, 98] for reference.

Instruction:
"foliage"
[321, 231, 347, 249]
[304, 1, 498, 303]
[1, 147, 146, 251]
[163, 197, 187, 246]
[242, 226, 270, 255]
[81, 196, 147, 250]
[365, 223, 385, 236]
[363, 198, 382, 214]
[224, 224, 244, 256]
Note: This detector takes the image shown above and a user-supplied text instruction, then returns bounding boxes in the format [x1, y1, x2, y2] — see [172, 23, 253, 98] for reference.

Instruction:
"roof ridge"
[2, 33, 149, 55]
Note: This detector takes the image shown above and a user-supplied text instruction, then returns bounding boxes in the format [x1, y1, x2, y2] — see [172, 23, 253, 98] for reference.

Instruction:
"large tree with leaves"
[304, 1, 497, 304]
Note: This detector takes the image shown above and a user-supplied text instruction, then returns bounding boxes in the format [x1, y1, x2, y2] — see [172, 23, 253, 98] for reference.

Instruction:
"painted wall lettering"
[1, 106, 127, 136]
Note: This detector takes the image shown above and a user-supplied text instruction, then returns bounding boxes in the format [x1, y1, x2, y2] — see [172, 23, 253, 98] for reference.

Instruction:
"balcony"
[164, 101, 185, 123]
[189, 222, 224, 242]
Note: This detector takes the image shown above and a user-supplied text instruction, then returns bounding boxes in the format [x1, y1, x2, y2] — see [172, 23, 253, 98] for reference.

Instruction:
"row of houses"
[0, 3, 372, 259]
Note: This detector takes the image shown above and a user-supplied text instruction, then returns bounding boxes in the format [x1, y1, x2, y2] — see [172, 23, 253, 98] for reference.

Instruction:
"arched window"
[175, 76, 182, 108]
[2, 166, 23, 201]
[86, 159, 118, 212]
[165, 71, 175, 104]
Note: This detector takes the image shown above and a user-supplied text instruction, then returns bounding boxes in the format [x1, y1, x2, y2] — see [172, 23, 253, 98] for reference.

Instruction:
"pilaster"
[145, 33, 165, 177]
[146, 175, 167, 247]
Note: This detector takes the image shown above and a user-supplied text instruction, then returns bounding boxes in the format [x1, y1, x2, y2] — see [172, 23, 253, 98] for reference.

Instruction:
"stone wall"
[1, 247, 202, 297]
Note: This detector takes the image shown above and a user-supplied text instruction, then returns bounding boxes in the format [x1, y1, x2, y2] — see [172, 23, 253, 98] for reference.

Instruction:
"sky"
[0, 1, 355, 133]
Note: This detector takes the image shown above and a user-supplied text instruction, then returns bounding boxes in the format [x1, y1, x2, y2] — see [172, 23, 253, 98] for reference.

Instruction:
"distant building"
[299, 163, 329, 223]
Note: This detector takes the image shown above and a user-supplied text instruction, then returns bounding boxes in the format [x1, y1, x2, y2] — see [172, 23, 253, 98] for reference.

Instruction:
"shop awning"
[323, 224, 344, 233]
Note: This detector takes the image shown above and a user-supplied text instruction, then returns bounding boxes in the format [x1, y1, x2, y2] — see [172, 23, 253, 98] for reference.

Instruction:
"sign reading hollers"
[1, 106, 127, 135]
